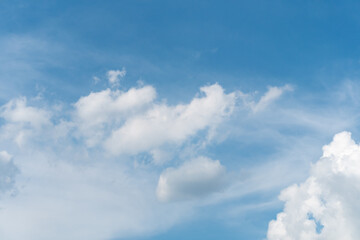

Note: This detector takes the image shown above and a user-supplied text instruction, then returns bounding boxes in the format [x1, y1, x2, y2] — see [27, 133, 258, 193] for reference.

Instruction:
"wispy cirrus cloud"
[238, 84, 293, 113]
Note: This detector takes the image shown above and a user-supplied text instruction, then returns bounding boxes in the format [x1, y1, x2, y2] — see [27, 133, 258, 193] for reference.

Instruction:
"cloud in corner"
[267, 131, 360, 240]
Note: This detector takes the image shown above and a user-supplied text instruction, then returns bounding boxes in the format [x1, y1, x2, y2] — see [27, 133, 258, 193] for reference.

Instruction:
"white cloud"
[157, 156, 227, 202]
[0, 97, 51, 128]
[73, 86, 156, 146]
[267, 131, 360, 240]
[74, 86, 155, 127]
[0, 97, 52, 146]
[0, 83, 237, 155]
[105, 83, 236, 155]
[107, 68, 126, 87]
[240, 84, 293, 113]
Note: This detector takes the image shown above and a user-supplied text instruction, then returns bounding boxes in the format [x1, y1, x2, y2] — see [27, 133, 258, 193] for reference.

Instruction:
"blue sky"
[1, 1, 360, 239]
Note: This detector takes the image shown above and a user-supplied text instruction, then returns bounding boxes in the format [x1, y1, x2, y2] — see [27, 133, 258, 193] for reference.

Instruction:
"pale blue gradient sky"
[1, 1, 360, 239]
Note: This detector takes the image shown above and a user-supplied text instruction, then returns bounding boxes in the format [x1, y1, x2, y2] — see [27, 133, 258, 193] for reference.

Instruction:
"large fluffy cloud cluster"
[0, 82, 240, 239]
[71, 83, 237, 157]
[0, 97, 52, 146]
[267, 131, 360, 240]
[0, 79, 291, 240]
[105, 84, 236, 155]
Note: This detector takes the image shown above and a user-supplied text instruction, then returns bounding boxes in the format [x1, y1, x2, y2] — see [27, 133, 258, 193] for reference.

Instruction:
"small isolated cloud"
[107, 68, 126, 87]
[240, 84, 293, 113]
[156, 156, 227, 202]
[267, 131, 360, 240]
[92, 76, 100, 84]
[0, 151, 19, 194]
[105, 83, 236, 155]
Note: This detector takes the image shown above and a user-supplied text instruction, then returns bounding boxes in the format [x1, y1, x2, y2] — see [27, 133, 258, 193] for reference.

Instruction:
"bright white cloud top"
[105, 84, 236, 155]
[74, 86, 156, 147]
[268, 131, 360, 240]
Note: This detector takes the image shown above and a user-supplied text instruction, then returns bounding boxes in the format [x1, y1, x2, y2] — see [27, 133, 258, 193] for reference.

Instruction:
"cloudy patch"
[0, 98, 52, 146]
[107, 68, 126, 87]
[239, 85, 293, 113]
[0, 80, 297, 239]
[105, 83, 236, 155]
[157, 157, 227, 202]
[0, 97, 51, 128]
[0, 151, 19, 194]
[73, 86, 156, 147]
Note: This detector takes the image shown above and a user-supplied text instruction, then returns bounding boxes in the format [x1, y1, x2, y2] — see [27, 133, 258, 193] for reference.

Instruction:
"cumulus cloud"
[0, 97, 52, 146]
[0, 151, 19, 194]
[107, 68, 126, 87]
[157, 156, 227, 202]
[267, 131, 360, 240]
[74, 86, 156, 127]
[105, 83, 236, 155]
[73, 86, 156, 146]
